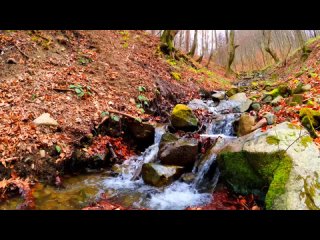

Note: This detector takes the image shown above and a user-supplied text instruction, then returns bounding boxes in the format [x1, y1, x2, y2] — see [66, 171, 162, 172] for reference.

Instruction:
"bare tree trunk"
[179, 31, 183, 49]
[226, 30, 239, 76]
[313, 30, 317, 38]
[262, 30, 280, 63]
[185, 30, 190, 52]
[188, 30, 198, 57]
[206, 31, 215, 68]
[225, 30, 229, 44]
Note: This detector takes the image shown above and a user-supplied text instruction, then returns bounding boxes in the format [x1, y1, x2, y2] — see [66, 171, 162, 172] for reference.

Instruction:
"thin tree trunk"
[262, 30, 280, 63]
[188, 30, 198, 57]
[226, 30, 239, 76]
[185, 30, 190, 52]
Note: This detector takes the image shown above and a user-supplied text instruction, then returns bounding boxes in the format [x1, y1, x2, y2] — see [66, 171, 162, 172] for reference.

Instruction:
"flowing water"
[0, 98, 241, 210]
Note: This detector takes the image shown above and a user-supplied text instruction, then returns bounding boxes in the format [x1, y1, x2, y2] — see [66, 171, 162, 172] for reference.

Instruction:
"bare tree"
[226, 30, 239, 76]
[185, 30, 190, 52]
[188, 30, 198, 57]
[262, 30, 280, 63]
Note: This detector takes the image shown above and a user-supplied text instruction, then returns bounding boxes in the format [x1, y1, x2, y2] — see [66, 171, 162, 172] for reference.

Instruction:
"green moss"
[307, 100, 315, 107]
[167, 59, 177, 66]
[287, 123, 301, 129]
[217, 152, 264, 194]
[300, 136, 313, 148]
[301, 116, 318, 138]
[266, 136, 280, 145]
[305, 35, 320, 46]
[265, 153, 292, 210]
[266, 88, 280, 98]
[300, 108, 320, 138]
[171, 104, 198, 130]
[171, 71, 181, 81]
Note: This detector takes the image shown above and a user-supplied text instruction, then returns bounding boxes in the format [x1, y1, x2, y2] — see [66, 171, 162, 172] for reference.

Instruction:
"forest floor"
[0, 30, 233, 208]
[1, 30, 320, 210]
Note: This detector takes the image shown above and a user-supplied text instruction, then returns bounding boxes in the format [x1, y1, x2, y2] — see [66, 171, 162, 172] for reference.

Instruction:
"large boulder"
[127, 121, 155, 147]
[158, 133, 198, 167]
[170, 104, 198, 131]
[218, 122, 320, 210]
[141, 163, 184, 187]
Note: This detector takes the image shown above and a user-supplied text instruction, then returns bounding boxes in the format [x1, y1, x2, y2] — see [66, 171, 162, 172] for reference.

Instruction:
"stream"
[0, 96, 243, 210]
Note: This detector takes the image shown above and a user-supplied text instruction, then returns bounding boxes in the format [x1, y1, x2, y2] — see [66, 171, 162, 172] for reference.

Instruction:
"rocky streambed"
[1, 88, 320, 210]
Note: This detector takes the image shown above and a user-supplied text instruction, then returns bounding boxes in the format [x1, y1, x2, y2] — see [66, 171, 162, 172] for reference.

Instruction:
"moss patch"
[300, 136, 313, 148]
[170, 104, 198, 130]
[265, 153, 292, 209]
[218, 150, 293, 210]
[171, 71, 181, 81]
[266, 136, 280, 145]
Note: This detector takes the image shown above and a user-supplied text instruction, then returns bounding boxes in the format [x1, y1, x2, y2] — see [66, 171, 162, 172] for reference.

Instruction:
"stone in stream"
[170, 104, 198, 131]
[217, 122, 320, 210]
[188, 99, 209, 110]
[158, 133, 198, 167]
[211, 91, 226, 100]
[33, 113, 58, 126]
[141, 163, 184, 187]
[127, 121, 155, 147]
[233, 99, 252, 113]
[180, 172, 196, 183]
[228, 92, 247, 102]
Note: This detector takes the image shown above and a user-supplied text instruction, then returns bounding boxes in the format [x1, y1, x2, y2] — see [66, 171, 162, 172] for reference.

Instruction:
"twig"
[96, 109, 139, 129]
[106, 142, 119, 163]
[14, 43, 29, 59]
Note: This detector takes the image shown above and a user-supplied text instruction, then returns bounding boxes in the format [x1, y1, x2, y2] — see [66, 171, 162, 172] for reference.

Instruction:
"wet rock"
[170, 104, 198, 131]
[128, 121, 155, 147]
[7, 58, 17, 64]
[233, 99, 252, 113]
[188, 99, 209, 110]
[158, 133, 198, 167]
[211, 91, 225, 100]
[251, 102, 261, 111]
[271, 95, 283, 106]
[141, 163, 184, 187]
[180, 173, 196, 183]
[229, 93, 247, 102]
[218, 122, 320, 210]
[33, 113, 58, 126]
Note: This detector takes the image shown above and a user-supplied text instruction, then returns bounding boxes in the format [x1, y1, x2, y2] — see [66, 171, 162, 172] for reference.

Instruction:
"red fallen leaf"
[261, 126, 267, 132]
[11, 171, 18, 179]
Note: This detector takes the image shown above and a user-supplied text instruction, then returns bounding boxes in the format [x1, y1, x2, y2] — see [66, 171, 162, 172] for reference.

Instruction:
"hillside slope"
[0, 30, 232, 194]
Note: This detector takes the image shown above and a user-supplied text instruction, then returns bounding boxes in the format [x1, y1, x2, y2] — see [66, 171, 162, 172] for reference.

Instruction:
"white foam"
[147, 182, 212, 210]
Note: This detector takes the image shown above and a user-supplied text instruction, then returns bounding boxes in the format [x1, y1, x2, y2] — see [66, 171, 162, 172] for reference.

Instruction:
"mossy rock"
[218, 122, 320, 209]
[226, 87, 239, 97]
[170, 104, 198, 131]
[293, 82, 304, 94]
[288, 94, 304, 105]
[299, 108, 320, 138]
[141, 163, 184, 187]
[265, 85, 292, 99]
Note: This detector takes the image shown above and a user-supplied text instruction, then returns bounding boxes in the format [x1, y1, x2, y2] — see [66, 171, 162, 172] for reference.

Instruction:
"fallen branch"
[106, 142, 119, 163]
[53, 87, 73, 92]
[96, 109, 139, 129]
[14, 43, 30, 59]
